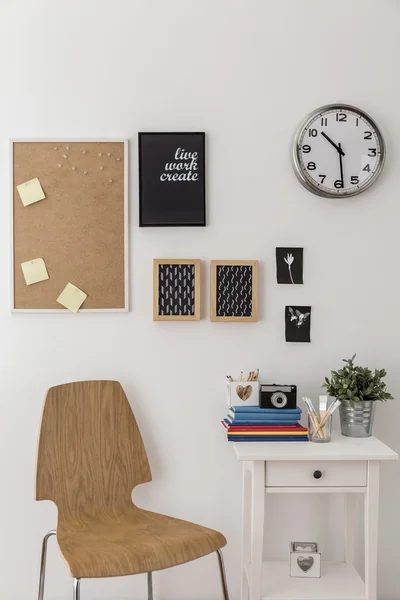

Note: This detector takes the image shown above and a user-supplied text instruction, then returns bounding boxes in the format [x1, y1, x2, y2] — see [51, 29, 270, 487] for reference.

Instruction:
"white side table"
[233, 433, 398, 600]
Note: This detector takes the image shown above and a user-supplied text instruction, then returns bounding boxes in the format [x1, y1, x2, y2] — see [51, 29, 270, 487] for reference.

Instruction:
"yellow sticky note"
[16, 178, 46, 206]
[57, 282, 87, 313]
[21, 258, 49, 285]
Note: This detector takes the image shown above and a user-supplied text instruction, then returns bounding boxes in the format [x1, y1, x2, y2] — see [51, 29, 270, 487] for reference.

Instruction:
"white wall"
[1, 1, 399, 598]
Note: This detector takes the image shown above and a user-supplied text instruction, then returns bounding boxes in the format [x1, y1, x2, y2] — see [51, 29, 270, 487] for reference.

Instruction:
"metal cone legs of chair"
[217, 550, 230, 600]
[147, 572, 153, 600]
[73, 578, 81, 600]
[37, 530, 56, 600]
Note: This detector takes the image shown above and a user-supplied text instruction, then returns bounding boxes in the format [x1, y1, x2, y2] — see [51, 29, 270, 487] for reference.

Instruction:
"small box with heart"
[226, 381, 260, 407]
[289, 541, 321, 578]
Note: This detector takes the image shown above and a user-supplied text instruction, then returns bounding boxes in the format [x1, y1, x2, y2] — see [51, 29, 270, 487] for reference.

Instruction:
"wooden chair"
[35, 381, 229, 600]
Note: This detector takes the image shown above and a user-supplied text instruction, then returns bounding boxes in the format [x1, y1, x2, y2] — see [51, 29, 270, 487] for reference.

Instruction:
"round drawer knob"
[313, 470, 323, 480]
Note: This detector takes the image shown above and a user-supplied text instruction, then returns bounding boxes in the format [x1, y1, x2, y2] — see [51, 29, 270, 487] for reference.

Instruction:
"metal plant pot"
[339, 400, 377, 438]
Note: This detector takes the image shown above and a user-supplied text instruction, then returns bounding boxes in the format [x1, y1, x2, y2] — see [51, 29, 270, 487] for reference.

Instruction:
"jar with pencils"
[308, 412, 332, 443]
[303, 396, 340, 443]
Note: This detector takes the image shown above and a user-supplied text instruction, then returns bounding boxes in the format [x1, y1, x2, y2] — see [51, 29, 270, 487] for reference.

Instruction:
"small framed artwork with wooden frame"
[153, 259, 201, 321]
[210, 260, 258, 322]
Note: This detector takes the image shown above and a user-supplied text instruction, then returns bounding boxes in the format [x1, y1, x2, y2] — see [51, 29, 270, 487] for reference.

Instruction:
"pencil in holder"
[226, 381, 260, 407]
[308, 412, 332, 443]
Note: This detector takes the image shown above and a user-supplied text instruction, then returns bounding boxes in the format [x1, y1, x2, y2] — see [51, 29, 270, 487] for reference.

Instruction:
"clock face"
[293, 104, 385, 198]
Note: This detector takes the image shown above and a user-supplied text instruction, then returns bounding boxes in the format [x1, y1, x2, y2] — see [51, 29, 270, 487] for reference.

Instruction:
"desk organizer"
[289, 541, 321, 578]
[226, 381, 260, 407]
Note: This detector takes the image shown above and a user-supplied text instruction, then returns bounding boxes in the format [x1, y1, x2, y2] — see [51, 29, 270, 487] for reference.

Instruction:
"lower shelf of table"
[245, 561, 366, 600]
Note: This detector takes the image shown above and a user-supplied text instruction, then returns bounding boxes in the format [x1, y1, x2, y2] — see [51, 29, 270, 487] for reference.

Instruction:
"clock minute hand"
[321, 131, 345, 156]
[338, 142, 344, 188]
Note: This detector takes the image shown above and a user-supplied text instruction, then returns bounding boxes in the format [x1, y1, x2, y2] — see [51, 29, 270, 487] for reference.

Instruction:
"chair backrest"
[36, 381, 151, 516]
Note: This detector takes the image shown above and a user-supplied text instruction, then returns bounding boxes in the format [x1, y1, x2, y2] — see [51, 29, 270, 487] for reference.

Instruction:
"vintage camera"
[260, 384, 297, 409]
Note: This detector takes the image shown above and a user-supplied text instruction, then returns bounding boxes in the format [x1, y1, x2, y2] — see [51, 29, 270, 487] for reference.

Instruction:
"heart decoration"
[297, 556, 314, 573]
[236, 385, 253, 401]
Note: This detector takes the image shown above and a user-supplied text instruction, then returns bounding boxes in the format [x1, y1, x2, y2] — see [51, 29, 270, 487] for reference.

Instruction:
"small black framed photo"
[285, 306, 311, 343]
[139, 132, 206, 227]
[276, 248, 303, 284]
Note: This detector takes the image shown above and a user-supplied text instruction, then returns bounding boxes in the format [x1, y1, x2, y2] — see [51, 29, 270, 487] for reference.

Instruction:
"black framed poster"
[139, 132, 206, 227]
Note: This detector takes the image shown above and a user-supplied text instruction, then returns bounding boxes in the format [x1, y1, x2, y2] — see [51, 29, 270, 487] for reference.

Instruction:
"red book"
[222, 421, 307, 432]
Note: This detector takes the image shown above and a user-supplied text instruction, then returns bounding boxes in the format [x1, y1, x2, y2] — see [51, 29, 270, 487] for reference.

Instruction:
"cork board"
[11, 140, 128, 312]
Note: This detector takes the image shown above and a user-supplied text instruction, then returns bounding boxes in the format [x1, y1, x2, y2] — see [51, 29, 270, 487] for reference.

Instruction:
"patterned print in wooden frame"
[210, 260, 258, 322]
[153, 259, 201, 321]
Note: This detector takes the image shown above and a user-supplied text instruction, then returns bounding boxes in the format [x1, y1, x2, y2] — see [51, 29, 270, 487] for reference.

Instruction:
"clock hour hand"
[321, 131, 345, 156]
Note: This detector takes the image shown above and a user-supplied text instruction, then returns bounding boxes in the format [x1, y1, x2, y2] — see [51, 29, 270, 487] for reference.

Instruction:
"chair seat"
[57, 506, 227, 578]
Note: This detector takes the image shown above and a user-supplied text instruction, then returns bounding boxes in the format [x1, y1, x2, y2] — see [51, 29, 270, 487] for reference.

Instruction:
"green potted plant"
[322, 354, 393, 437]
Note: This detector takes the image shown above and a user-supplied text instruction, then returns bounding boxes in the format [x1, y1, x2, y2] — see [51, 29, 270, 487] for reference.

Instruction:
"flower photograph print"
[285, 305, 311, 342]
[276, 247, 303, 284]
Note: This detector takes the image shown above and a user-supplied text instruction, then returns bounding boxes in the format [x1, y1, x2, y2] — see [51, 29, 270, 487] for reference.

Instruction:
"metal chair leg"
[216, 549, 230, 600]
[147, 572, 153, 600]
[73, 578, 81, 600]
[37, 530, 57, 600]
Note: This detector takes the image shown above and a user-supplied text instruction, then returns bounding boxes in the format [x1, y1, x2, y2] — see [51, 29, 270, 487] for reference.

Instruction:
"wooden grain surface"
[12, 141, 126, 310]
[36, 381, 226, 578]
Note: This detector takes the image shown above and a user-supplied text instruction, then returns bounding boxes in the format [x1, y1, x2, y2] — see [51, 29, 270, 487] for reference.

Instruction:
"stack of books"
[222, 406, 308, 442]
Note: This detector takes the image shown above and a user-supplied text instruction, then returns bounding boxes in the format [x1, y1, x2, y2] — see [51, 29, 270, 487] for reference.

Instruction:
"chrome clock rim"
[292, 103, 386, 199]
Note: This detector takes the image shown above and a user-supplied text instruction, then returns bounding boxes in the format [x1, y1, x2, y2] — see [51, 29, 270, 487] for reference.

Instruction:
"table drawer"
[265, 460, 367, 487]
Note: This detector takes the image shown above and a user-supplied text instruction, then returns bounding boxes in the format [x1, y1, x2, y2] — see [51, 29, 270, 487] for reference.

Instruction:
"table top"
[232, 432, 398, 462]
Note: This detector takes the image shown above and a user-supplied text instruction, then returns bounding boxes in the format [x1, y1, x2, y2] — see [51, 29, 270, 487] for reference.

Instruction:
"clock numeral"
[334, 180, 344, 188]
[363, 164, 371, 172]
[368, 148, 377, 156]
[336, 113, 347, 122]
[308, 129, 318, 137]
[302, 145, 311, 153]
[320, 117, 327, 126]
[356, 118, 359, 126]
[318, 175, 326, 184]
[351, 176, 359, 185]
[307, 162, 316, 171]
[364, 131, 373, 140]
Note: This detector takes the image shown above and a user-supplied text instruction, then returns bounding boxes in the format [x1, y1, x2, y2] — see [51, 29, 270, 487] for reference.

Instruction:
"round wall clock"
[292, 104, 385, 198]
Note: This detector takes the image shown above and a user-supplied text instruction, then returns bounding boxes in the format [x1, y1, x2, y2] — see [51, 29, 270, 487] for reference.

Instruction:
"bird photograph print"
[285, 305, 311, 342]
[276, 247, 303, 284]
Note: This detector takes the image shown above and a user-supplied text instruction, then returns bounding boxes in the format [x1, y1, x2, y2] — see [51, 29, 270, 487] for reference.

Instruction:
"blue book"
[227, 413, 300, 422]
[230, 406, 301, 415]
[224, 418, 300, 426]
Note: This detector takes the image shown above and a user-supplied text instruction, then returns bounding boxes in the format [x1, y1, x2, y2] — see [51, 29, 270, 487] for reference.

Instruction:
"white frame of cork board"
[10, 139, 129, 313]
